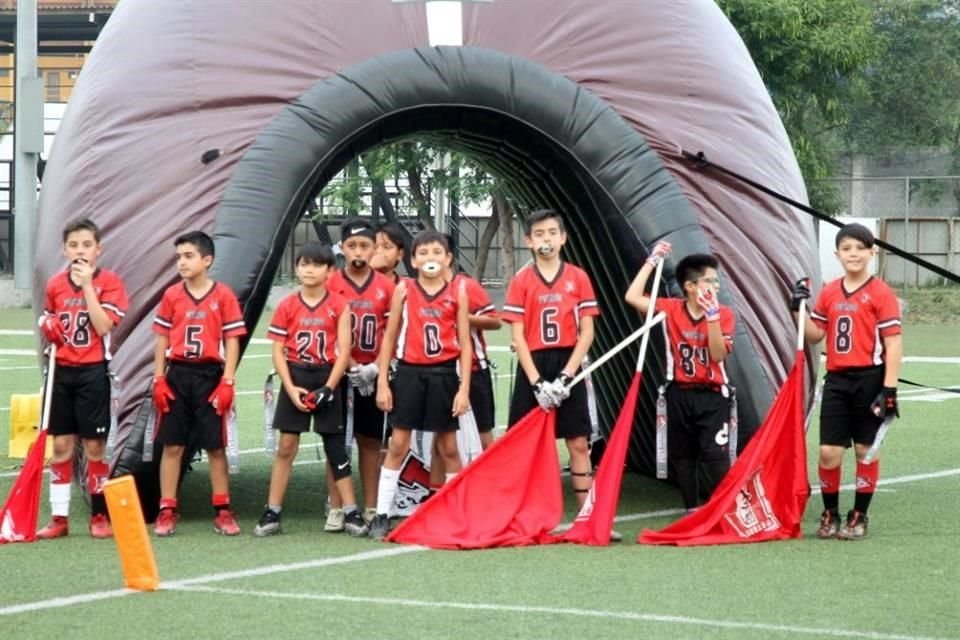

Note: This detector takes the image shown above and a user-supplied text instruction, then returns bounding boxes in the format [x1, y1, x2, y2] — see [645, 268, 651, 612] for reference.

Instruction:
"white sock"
[445, 472, 457, 483]
[50, 482, 71, 517]
[375, 467, 401, 515]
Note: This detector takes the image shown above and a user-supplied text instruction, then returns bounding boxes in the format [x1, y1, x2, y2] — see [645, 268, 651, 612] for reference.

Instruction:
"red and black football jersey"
[396, 278, 461, 365]
[153, 281, 247, 363]
[42, 268, 128, 365]
[654, 297, 735, 385]
[452, 273, 498, 370]
[267, 291, 347, 365]
[810, 276, 901, 372]
[328, 269, 395, 365]
[502, 262, 599, 352]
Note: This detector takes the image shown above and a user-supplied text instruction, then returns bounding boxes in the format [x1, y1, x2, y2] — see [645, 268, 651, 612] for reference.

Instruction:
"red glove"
[153, 376, 175, 415]
[207, 378, 235, 416]
[40, 316, 66, 346]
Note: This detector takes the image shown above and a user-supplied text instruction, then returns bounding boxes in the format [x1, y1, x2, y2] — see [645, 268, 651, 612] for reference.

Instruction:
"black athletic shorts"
[48, 362, 111, 439]
[388, 359, 460, 433]
[819, 366, 884, 447]
[508, 348, 590, 440]
[274, 363, 344, 435]
[157, 361, 224, 451]
[470, 366, 496, 432]
[665, 383, 731, 464]
[341, 384, 390, 442]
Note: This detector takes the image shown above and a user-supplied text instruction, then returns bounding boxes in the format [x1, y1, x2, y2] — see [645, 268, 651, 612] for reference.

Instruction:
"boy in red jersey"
[502, 209, 599, 510]
[625, 243, 736, 512]
[36, 218, 129, 539]
[253, 242, 364, 537]
[151, 231, 246, 537]
[792, 223, 902, 540]
[324, 219, 396, 528]
[370, 222, 406, 284]
[369, 230, 472, 539]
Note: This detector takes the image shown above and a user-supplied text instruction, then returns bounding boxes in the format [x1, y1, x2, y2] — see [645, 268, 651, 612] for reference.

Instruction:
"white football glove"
[533, 379, 557, 411]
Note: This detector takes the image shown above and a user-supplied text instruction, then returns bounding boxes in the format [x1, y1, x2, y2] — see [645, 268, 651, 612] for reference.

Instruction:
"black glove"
[790, 277, 811, 312]
[304, 386, 335, 411]
[871, 387, 899, 419]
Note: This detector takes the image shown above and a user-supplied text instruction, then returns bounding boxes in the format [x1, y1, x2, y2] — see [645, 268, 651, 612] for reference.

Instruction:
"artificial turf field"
[0, 306, 957, 639]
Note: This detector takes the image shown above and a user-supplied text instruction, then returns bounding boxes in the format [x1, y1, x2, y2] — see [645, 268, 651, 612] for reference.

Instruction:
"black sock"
[213, 503, 230, 515]
[822, 492, 839, 512]
[853, 492, 873, 514]
[673, 459, 698, 510]
[90, 493, 107, 517]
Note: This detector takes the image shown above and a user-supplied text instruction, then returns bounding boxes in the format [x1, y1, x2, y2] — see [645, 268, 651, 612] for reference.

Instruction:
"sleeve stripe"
[101, 303, 125, 317]
[578, 300, 598, 309]
[267, 326, 288, 336]
[877, 318, 901, 328]
[809, 312, 828, 322]
[502, 304, 525, 314]
[154, 317, 172, 329]
[474, 304, 497, 316]
[223, 320, 246, 331]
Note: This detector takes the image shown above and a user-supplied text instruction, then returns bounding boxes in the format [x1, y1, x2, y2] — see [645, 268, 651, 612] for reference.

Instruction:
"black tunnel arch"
[211, 46, 770, 474]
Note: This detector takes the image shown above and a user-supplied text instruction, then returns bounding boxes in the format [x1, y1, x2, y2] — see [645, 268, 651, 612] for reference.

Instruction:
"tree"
[719, 0, 879, 212]
[843, 0, 960, 213]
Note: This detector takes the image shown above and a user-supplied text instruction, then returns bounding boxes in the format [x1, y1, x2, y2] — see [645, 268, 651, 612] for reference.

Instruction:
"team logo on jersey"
[861, 293, 871, 303]
[565, 281, 576, 293]
[209, 300, 219, 311]
[375, 288, 385, 300]
[723, 468, 780, 538]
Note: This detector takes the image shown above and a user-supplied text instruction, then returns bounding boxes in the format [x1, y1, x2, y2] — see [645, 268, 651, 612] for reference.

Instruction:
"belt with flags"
[655, 382, 738, 479]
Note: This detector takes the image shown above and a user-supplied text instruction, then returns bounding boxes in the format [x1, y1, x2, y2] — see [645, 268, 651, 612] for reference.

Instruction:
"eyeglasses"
[697, 277, 720, 285]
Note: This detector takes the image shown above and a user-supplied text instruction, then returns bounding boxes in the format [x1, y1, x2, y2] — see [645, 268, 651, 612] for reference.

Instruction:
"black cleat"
[344, 510, 369, 538]
[368, 513, 391, 541]
[253, 508, 282, 537]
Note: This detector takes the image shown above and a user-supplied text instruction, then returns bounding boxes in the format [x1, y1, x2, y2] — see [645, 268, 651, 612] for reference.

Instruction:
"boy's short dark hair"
[524, 209, 565, 235]
[835, 223, 875, 249]
[296, 241, 336, 267]
[411, 229, 451, 254]
[62, 218, 101, 243]
[376, 222, 406, 252]
[676, 253, 719, 285]
[174, 230, 215, 258]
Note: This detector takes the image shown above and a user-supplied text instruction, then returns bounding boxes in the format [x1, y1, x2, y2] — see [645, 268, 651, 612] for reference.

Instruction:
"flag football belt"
[263, 370, 277, 456]
[655, 382, 738, 479]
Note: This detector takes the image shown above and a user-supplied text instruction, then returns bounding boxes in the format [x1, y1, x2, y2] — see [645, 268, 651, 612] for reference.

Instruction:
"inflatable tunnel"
[34, 1, 817, 490]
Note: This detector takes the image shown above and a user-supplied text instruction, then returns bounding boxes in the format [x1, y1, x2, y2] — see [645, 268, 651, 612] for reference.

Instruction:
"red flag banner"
[545, 372, 643, 546]
[0, 430, 48, 544]
[387, 408, 562, 549]
[639, 354, 809, 546]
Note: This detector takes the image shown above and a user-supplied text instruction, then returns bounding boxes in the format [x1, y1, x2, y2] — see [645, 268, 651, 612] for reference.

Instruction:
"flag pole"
[635, 258, 665, 373]
[567, 312, 666, 389]
[795, 299, 806, 353]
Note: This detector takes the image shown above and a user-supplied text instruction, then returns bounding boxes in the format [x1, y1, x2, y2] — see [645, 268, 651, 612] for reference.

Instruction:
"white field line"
[0, 349, 34, 356]
[0, 330, 32, 336]
[167, 585, 954, 640]
[0, 469, 958, 620]
[0, 546, 423, 617]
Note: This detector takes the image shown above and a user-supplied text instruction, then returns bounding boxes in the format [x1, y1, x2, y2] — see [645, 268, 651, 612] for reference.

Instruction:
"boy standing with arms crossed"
[325, 219, 396, 528]
[625, 243, 736, 512]
[502, 209, 599, 510]
[371, 230, 472, 540]
[152, 231, 246, 537]
[37, 218, 129, 539]
[792, 223, 902, 540]
[254, 242, 364, 537]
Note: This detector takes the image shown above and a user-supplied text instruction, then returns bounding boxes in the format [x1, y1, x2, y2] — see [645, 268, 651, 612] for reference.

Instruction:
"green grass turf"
[0, 307, 958, 639]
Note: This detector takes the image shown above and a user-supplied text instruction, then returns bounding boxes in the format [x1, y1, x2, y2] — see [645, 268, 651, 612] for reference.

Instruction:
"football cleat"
[253, 509, 282, 537]
[89, 514, 113, 539]
[837, 510, 868, 541]
[154, 508, 179, 537]
[213, 509, 241, 536]
[36, 516, 69, 540]
[344, 510, 369, 538]
[324, 507, 345, 533]
[367, 513, 391, 540]
[816, 509, 841, 539]
[362, 507, 377, 525]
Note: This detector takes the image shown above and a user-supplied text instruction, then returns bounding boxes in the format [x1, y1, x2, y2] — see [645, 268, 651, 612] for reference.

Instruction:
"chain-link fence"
[813, 176, 960, 287]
